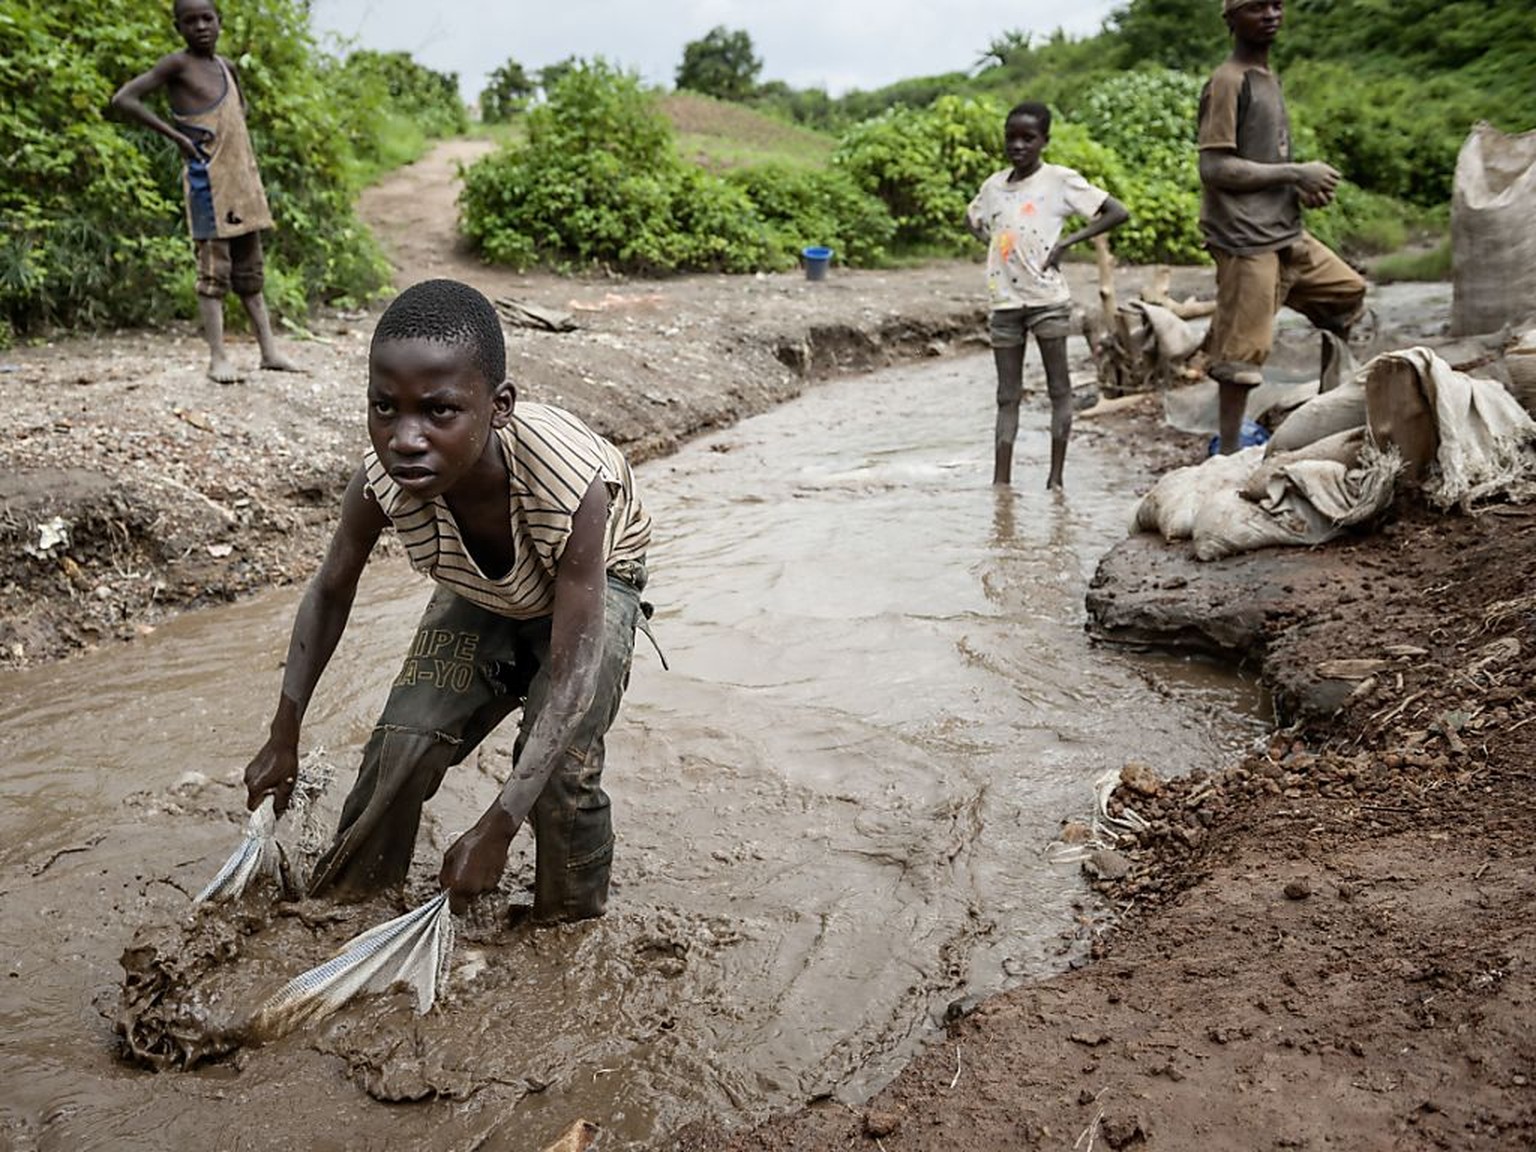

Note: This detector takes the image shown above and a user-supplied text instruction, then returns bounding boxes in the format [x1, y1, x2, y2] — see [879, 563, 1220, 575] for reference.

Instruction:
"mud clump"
[114, 905, 264, 1070]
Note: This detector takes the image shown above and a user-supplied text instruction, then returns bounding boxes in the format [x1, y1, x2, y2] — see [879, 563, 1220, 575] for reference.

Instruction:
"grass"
[1371, 237, 1452, 283]
[465, 119, 527, 148]
[350, 111, 428, 186]
[657, 92, 837, 171]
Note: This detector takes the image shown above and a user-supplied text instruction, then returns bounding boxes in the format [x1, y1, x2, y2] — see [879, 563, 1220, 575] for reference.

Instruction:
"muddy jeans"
[307, 564, 646, 921]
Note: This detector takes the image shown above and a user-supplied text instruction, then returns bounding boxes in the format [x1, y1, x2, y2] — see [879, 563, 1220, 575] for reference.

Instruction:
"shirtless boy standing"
[112, 0, 299, 383]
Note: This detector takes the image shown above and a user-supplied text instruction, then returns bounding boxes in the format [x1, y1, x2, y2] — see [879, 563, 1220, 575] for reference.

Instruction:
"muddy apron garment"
[172, 58, 273, 240]
[307, 566, 645, 920]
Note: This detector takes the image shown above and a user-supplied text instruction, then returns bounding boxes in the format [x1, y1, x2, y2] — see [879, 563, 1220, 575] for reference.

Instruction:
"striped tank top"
[364, 403, 651, 619]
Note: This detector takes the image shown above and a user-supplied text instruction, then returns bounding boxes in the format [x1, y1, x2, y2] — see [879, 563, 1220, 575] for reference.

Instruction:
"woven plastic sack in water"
[193, 796, 280, 904]
[248, 892, 455, 1037]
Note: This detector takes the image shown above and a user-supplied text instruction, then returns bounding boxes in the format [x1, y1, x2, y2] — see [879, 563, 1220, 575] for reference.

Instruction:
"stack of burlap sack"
[1133, 344, 1536, 561]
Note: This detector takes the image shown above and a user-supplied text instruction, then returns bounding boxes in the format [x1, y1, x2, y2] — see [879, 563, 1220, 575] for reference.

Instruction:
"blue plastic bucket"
[801, 246, 833, 281]
[1207, 419, 1270, 456]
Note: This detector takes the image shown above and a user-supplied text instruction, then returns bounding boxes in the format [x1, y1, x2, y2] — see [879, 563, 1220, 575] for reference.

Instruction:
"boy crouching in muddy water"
[967, 102, 1127, 490]
[242, 278, 654, 923]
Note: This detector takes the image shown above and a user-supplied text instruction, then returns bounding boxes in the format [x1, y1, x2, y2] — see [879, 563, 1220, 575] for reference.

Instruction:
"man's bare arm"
[1200, 150, 1341, 206]
[244, 467, 389, 812]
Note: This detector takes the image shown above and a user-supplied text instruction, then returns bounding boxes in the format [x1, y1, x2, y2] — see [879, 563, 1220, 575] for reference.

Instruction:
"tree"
[480, 57, 534, 123]
[1106, 0, 1226, 72]
[537, 56, 583, 97]
[675, 26, 762, 102]
[975, 29, 1031, 72]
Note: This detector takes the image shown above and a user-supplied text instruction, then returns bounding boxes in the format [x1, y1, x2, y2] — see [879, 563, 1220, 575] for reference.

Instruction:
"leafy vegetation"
[0, 0, 464, 340]
[459, 60, 780, 273]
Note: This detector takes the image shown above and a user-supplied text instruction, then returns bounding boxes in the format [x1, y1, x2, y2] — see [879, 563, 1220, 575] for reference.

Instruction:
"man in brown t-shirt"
[1198, 0, 1366, 453]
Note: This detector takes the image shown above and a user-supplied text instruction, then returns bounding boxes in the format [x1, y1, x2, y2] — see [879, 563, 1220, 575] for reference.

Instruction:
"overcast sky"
[307, 0, 1124, 105]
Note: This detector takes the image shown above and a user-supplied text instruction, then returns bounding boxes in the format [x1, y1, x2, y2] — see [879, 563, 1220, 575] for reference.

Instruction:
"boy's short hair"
[173, 0, 217, 17]
[371, 279, 506, 387]
[1006, 102, 1052, 136]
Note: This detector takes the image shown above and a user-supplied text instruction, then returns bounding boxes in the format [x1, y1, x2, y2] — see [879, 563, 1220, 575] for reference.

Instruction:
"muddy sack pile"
[1133, 347, 1536, 560]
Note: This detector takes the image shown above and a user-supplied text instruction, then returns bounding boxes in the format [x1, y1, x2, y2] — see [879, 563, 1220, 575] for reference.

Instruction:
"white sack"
[1265, 371, 1367, 454]
[1132, 446, 1265, 540]
[1363, 346, 1536, 508]
[1192, 443, 1400, 562]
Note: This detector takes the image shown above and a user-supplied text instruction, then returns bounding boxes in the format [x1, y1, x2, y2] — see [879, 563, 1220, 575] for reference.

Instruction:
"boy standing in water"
[1198, 0, 1366, 454]
[243, 279, 654, 923]
[112, 0, 299, 383]
[967, 102, 1127, 489]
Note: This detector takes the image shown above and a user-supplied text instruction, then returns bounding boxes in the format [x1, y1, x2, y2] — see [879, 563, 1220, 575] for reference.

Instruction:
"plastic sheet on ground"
[248, 892, 455, 1038]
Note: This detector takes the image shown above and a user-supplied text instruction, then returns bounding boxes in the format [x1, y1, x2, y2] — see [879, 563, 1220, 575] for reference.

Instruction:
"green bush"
[832, 95, 1002, 250]
[0, 0, 188, 334]
[460, 60, 776, 273]
[335, 49, 466, 140]
[1077, 69, 1208, 264]
[727, 164, 896, 266]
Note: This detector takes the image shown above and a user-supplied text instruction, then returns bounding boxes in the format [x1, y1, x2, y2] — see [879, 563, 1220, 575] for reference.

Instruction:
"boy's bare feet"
[260, 350, 304, 372]
[208, 355, 243, 384]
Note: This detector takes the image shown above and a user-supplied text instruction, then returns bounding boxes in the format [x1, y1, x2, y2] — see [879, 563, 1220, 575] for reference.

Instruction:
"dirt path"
[2, 138, 1533, 1150]
[356, 136, 494, 287]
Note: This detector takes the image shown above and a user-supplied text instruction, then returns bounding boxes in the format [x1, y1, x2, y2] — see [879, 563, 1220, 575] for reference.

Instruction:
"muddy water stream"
[0, 352, 1265, 1151]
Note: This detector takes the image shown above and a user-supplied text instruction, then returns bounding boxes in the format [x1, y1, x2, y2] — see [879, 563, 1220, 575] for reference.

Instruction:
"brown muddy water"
[0, 352, 1266, 1151]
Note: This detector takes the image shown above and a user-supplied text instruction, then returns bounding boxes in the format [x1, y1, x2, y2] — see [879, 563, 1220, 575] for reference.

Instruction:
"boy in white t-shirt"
[967, 102, 1127, 488]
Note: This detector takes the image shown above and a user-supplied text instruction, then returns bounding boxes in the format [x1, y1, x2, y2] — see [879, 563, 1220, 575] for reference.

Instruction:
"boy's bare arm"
[438, 477, 610, 906]
[111, 57, 203, 160]
[244, 467, 388, 812]
[1046, 196, 1130, 270]
[1200, 149, 1341, 206]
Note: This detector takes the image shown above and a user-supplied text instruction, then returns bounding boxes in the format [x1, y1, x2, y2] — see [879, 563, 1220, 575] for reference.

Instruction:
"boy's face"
[174, 0, 221, 54]
[367, 339, 514, 501]
[1226, 0, 1284, 44]
[1004, 114, 1048, 177]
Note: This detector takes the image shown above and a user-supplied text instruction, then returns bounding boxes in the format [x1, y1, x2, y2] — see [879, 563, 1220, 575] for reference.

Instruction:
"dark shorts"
[195, 231, 265, 298]
[988, 302, 1074, 349]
